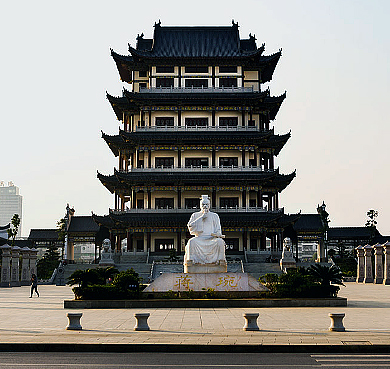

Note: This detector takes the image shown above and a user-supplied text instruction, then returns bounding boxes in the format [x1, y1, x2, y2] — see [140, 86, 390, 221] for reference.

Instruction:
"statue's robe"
[184, 211, 226, 264]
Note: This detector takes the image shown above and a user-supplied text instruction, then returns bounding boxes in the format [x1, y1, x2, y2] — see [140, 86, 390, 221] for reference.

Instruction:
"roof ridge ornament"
[232, 19, 239, 28]
[137, 33, 144, 40]
[154, 20, 161, 27]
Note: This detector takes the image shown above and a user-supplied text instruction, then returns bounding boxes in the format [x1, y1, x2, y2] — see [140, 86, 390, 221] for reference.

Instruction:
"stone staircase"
[242, 263, 283, 280]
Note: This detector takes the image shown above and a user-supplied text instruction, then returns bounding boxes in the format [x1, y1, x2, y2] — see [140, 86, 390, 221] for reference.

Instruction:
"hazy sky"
[1, 0, 390, 237]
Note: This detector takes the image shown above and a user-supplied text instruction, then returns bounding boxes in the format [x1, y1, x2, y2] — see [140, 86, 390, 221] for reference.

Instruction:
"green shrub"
[112, 269, 140, 293]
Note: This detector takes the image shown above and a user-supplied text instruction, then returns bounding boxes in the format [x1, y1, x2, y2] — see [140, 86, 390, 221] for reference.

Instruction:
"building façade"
[93, 21, 300, 260]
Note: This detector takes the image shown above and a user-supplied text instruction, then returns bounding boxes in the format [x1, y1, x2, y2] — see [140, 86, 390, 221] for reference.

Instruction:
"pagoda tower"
[94, 21, 298, 260]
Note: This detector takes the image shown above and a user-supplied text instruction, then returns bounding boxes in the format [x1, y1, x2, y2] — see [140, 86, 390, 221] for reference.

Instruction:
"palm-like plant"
[96, 266, 119, 283]
[308, 264, 345, 287]
[67, 269, 100, 288]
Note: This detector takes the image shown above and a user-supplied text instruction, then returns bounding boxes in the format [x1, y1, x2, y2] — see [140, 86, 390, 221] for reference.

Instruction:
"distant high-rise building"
[0, 181, 22, 237]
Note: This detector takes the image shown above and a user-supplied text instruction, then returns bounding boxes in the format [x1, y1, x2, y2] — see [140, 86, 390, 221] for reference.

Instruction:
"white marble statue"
[99, 238, 115, 266]
[184, 195, 227, 273]
[280, 237, 296, 272]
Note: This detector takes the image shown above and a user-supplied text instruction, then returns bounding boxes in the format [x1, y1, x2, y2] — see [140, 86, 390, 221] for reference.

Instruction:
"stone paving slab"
[0, 283, 390, 351]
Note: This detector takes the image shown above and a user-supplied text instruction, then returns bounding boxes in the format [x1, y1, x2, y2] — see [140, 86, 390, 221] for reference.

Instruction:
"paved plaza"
[0, 282, 389, 349]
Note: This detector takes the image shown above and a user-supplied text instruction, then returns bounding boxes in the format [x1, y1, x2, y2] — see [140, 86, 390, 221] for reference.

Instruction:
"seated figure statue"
[184, 195, 227, 273]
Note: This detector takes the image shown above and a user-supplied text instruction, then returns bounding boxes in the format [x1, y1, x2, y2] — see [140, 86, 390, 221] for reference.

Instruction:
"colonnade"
[0, 244, 38, 287]
[356, 242, 390, 284]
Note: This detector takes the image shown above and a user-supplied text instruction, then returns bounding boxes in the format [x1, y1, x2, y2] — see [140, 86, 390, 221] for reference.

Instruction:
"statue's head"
[200, 195, 210, 213]
[102, 238, 111, 252]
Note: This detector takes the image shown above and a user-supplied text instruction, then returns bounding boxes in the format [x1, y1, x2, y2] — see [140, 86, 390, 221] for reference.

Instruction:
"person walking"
[30, 274, 39, 298]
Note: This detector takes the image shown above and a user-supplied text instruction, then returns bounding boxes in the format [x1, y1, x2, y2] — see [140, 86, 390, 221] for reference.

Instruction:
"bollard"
[66, 312, 83, 330]
[329, 313, 345, 332]
[243, 313, 260, 331]
[134, 313, 150, 331]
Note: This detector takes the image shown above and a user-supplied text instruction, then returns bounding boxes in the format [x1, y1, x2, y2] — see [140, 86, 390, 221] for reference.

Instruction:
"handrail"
[139, 86, 254, 93]
[122, 166, 275, 173]
[134, 125, 261, 132]
[109, 207, 285, 214]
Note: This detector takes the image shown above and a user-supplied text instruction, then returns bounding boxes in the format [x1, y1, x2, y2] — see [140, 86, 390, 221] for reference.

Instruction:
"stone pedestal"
[10, 246, 21, 287]
[384, 241, 390, 285]
[373, 243, 383, 284]
[243, 313, 260, 331]
[144, 272, 268, 292]
[356, 245, 364, 283]
[329, 313, 345, 332]
[20, 247, 31, 286]
[184, 260, 227, 274]
[363, 244, 373, 283]
[66, 313, 83, 330]
[0, 244, 11, 287]
[134, 313, 150, 331]
[29, 248, 38, 277]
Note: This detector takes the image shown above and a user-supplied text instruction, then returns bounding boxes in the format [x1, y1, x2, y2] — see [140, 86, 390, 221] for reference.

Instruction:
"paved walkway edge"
[0, 343, 389, 353]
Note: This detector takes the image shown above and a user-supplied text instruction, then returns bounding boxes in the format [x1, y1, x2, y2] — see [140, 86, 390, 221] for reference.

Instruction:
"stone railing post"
[363, 244, 373, 283]
[0, 244, 12, 287]
[20, 247, 31, 286]
[373, 243, 383, 284]
[10, 246, 21, 287]
[356, 245, 365, 283]
[29, 248, 38, 278]
[383, 241, 390, 285]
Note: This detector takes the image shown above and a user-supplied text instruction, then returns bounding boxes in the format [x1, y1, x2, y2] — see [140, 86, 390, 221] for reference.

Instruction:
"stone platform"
[143, 272, 267, 292]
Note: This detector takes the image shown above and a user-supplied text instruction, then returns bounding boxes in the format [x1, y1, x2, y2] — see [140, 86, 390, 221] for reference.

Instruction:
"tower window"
[155, 157, 174, 168]
[156, 78, 174, 88]
[155, 117, 174, 126]
[139, 70, 147, 77]
[219, 117, 238, 127]
[219, 77, 237, 88]
[219, 157, 238, 167]
[155, 198, 174, 209]
[185, 158, 209, 167]
[156, 66, 174, 73]
[185, 198, 200, 209]
[220, 197, 239, 208]
[219, 66, 237, 73]
[185, 66, 208, 73]
[185, 118, 208, 127]
[139, 83, 147, 90]
[185, 79, 208, 88]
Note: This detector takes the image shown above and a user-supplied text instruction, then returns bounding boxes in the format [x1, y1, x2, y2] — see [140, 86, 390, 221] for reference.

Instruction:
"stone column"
[20, 247, 31, 286]
[29, 248, 38, 278]
[10, 246, 21, 287]
[363, 244, 373, 283]
[383, 241, 390, 285]
[356, 245, 365, 283]
[0, 244, 11, 287]
[373, 243, 384, 284]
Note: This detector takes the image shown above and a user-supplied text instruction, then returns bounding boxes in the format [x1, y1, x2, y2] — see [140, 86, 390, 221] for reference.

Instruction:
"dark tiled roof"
[132, 24, 261, 58]
[328, 227, 373, 239]
[28, 229, 59, 240]
[0, 224, 10, 230]
[68, 216, 100, 233]
[0, 236, 8, 246]
[293, 214, 323, 231]
[93, 210, 299, 230]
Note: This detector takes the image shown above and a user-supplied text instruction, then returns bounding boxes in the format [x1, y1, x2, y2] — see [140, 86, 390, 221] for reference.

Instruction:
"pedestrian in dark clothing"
[30, 274, 39, 298]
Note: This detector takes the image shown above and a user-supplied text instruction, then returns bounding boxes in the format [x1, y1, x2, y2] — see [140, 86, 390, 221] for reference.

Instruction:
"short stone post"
[0, 244, 12, 287]
[383, 241, 390, 285]
[134, 313, 150, 331]
[373, 243, 383, 284]
[329, 313, 345, 332]
[20, 247, 31, 286]
[356, 245, 365, 283]
[363, 244, 373, 283]
[66, 313, 83, 330]
[10, 246, 21, 287]
[243, 313, 260, 331]
[29, 248, 38, 277]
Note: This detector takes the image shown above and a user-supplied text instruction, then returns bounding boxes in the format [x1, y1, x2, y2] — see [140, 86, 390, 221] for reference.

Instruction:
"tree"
[57, 217, 67, 258]
[36, 247, 61, 279]
[67, 269, 100, 288]
[365, 209, 378, 241]
[7, 214, 20, 246]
